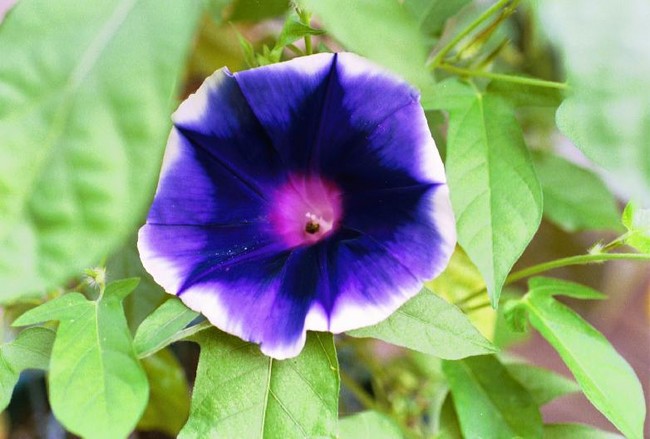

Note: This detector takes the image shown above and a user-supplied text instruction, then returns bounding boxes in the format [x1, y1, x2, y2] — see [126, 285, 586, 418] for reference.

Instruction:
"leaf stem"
[298, 9, 313, 55]
[454, 287, 487, 307]
[437, 63, 569, 89]
[428, 0, 514, 69]
[599, 232, 631, 253]
[506, 253, 650, 284]
[136, 320, 212, 359]
[465, 300, 492, 313]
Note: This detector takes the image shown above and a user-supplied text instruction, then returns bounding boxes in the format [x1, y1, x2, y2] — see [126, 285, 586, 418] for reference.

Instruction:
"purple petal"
[139, 53, 456, 359]
[150, 68, 284, 226]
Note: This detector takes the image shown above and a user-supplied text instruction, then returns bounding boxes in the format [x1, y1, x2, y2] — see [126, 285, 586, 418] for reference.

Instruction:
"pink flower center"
[270, 174, 343, 247]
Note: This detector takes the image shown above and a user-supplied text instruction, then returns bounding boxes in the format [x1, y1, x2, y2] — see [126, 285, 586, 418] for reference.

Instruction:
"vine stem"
[455, 252, 650, 308]
[505, 253, 650, 284]
[298, 9, 313, 55]
[437, 63, 569, 89]
[427, 0, 514, 69]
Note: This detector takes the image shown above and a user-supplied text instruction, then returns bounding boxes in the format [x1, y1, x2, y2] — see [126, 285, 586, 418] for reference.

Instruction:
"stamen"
[270, 175, 343, 247]
[305, 220, 320, 234]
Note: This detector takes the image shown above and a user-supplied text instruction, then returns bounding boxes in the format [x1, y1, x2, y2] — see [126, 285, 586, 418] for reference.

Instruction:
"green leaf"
[0, 0, 202, 301]
[229, 0, 289, 21]
[442, 355, 543, 439]
[179, 329, 339, 438]
[433, 79, 543, 306]
[134, 297, 199, 358]
[528, 277, 606, 300]
[504, 362, 580, 406]
[275, 18, 325, 50]
[348, 288, 496, 359]
[13, 279, 149, 439]
[405, 0, 473, 37]
[234, 28, 259, 68]
[622, 202, 650, 253]
[138, 349, 191, 436]
[533, 152, 621, 232]
[542, 0, 650, 204]
[429, 247, 497, 340]
[543, 423, 624, 439]
[339, 411, 402, 439]
[300, 0, 435, 95]
[0, 327, 55, 411]
[502, 300, 528, 333]
[487, 81, 564, 108]
[523, 291, 645, 439]
[437, 395, 463, 439]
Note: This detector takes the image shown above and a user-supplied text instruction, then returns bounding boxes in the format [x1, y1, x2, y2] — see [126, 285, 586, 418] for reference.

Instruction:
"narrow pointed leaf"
[442, 355, 543, 439]
[13, 280, 148, 439]
[528, 277, 606, 300]
[275, 19, 325, 49]
[134, 297, 199, 357]
[523, 292, 645, 439]
[348, 288, 496, 359]
[0, 0, 202, 301]
[432, 79, 543, 306]
[179, 329, 339, 438]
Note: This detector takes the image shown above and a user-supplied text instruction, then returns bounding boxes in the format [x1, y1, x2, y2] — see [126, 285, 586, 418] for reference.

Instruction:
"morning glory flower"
[138, 53, 456, 359]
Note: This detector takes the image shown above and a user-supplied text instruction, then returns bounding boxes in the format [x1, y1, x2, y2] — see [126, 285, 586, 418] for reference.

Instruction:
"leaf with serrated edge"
[432, 79, 542, 306]
[134, 297, 199, 357]
[13, 279, 148, 439]
[348, 288, 495, 359]
[442, 355, 543, 438]
[0, 327, 55, 411]
[179, 329, 339, 439]
[523, 293, 645, 439]
[0, 0, 202, 301]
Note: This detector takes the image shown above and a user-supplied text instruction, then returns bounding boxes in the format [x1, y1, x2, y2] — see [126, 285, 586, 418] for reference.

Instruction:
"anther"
[305, 220, 320, 234]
